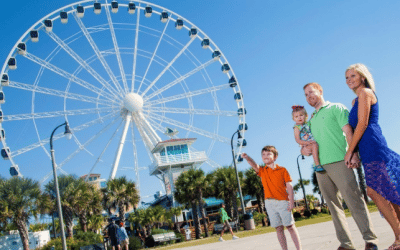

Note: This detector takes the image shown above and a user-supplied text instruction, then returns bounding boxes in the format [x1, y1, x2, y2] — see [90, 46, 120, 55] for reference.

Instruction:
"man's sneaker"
[219, 237, 225, 242]
[232, 236, 239, 240]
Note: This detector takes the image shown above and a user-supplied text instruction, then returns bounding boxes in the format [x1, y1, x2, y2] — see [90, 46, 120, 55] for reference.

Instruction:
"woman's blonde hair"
[346, 63, 376, 92]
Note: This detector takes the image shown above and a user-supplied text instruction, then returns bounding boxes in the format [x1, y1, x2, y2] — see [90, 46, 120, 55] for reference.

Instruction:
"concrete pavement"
[177, 211, 394, 250]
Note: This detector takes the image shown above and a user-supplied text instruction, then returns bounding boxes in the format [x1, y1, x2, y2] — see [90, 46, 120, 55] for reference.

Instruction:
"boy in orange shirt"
[242, 146, 302, 250]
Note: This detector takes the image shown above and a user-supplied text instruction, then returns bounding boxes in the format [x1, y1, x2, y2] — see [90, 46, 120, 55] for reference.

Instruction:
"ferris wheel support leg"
[109, 113, 132, 179]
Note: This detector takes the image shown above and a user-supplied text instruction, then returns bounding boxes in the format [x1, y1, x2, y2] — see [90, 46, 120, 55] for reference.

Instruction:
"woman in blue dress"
[345, 63, 400, 250]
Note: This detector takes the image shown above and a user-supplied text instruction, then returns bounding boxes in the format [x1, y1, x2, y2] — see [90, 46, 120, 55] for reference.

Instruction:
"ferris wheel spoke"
[143, 107, 236, 116]
[8, 81, 115, 106]
[85, 119, 124, 182]
[145, 84, 230, 106]
[2, 107, 116, 122]
[146, 113, 230, 144]
[110, 114, 132, 179]
[72, 12, 125, 95]
[131, 2, 141, 92]
[45, 31, 123, 98]
[104, 0, 128, 93]
[11, 112, 118, 158]
[137, 15, 171, 93]
[143, 58, 217, 101]
[131, 114, 157, 156]
[39, 116, 121, 184]
[141, 37, 196, 96]
[23, 52, 119, 102]
[130, 122, 140, 195]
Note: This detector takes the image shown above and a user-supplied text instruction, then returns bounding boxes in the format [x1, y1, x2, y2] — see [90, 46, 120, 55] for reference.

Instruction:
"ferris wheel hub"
[123, 93, 144, 112]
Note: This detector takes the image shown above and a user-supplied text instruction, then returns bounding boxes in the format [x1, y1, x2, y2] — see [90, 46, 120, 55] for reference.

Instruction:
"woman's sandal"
[388, 242, 400, 250]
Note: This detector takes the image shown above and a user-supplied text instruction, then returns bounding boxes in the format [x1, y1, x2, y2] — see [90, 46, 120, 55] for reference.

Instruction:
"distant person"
[345, 63, 400, 250]
[242, 146, 302, 250]
[118, 222, 129, 250]
[303, 82, 378, 250]
[106, 218, 120, 250]
[218, 203, 239, 242]
[291, 105, 324, 172]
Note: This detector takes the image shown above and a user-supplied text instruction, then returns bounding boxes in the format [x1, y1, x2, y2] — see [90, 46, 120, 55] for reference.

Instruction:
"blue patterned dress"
[349, 97, 400, 205]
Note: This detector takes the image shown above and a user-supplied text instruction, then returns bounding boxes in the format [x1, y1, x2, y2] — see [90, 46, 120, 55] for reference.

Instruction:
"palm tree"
[102, 176, 140, 223]
[45, 175, 79, 238]
[243, 168, 267, 226]
[72, 180, 103, 232]
[293, 178, 310, 210]
[129, 208, 147, 237]
[0, 177, 45, 250]
[174, 169, 206, 239]
[311, 172, 324, 205]
[167, 206, 183, 230]
[87, 214, 104, 233]
[152, 206, 166, 229]
[210, 167, 244, 219]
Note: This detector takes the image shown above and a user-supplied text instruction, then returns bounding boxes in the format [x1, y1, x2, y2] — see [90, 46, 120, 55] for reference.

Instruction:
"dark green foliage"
[150, 228, 171, 234]
[175, 232, 185, 242]
[303, 210, 311, 218]
[321, 207, 329, 214]
[144, 236, 155, 248]
[74, 231, 103, 243]
[293, 212, 301, 220]
[40, 237, 96, 250]
[128, 236, 143, 250]
[311, 209, 319, 215]
[252, 211, 267, 226]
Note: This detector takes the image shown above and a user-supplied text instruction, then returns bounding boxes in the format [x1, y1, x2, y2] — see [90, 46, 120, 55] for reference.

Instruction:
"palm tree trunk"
[198, 190, 209, 237]
[79, 213, 88, 232]
[231, 194, 239, 219]
[191, 202, 201, 239]
[225, 194, 233, 218]
[119, 202, 126, 223]
[15, 219, 29, 250]
[63, 206, 74, 238]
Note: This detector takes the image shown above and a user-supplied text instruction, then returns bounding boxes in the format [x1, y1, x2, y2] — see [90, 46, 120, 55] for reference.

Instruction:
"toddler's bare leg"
[310, 142, 321, 166]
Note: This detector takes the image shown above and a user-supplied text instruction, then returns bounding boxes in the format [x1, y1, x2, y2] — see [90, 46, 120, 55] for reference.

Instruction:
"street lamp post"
[50, 122, 72, 250]
[296, 154, 309, 211]
[231, 130, 246, 216]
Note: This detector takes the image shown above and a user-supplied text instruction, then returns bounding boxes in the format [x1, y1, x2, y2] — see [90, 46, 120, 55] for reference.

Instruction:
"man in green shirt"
[304, 82, 378, 250]
[218, 203, 239, 242]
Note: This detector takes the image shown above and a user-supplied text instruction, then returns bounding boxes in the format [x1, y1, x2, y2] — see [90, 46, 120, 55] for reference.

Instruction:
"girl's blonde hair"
[346, 63, 376, 92]
[291, 106, 308, 121]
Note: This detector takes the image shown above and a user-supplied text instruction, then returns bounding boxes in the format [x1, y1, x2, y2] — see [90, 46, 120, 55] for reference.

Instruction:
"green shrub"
[303, 210, 311, 218]
[40, 237, 88, 250]
[128, 236, 143, 250]
[252, 212, 266, 226]
[293, 212, 302, 220]
[311, 209, 319, 215]
[74, 231, 102, 243]
[321, 207, 329, 214]
[151, 228, 172, 235]
[175, 232, 185, 242]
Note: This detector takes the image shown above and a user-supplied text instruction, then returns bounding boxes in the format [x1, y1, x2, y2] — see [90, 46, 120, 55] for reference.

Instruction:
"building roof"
[152, 138, 197, 153]
[80, 173, 101, 179]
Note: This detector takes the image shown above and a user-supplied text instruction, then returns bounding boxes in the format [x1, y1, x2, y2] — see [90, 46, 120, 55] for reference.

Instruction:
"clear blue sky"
[1, 0, 400, 203]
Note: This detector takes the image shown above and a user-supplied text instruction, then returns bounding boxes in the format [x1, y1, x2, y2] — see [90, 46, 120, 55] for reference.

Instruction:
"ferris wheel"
[0, 0, 247, 197]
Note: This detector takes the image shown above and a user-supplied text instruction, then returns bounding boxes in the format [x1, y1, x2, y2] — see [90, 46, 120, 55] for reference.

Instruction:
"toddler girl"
[292, 105, 324, 172]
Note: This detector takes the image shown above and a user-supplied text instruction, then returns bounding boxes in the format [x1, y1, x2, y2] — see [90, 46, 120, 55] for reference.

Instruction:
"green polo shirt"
[309, 101, 349, 165]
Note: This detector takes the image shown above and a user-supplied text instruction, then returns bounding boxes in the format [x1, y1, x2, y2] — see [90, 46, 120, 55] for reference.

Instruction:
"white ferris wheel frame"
[0, 0, 246, 198]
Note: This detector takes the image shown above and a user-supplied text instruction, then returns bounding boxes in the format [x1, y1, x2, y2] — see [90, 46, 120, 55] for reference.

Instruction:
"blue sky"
[1, 0, 400, 203]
